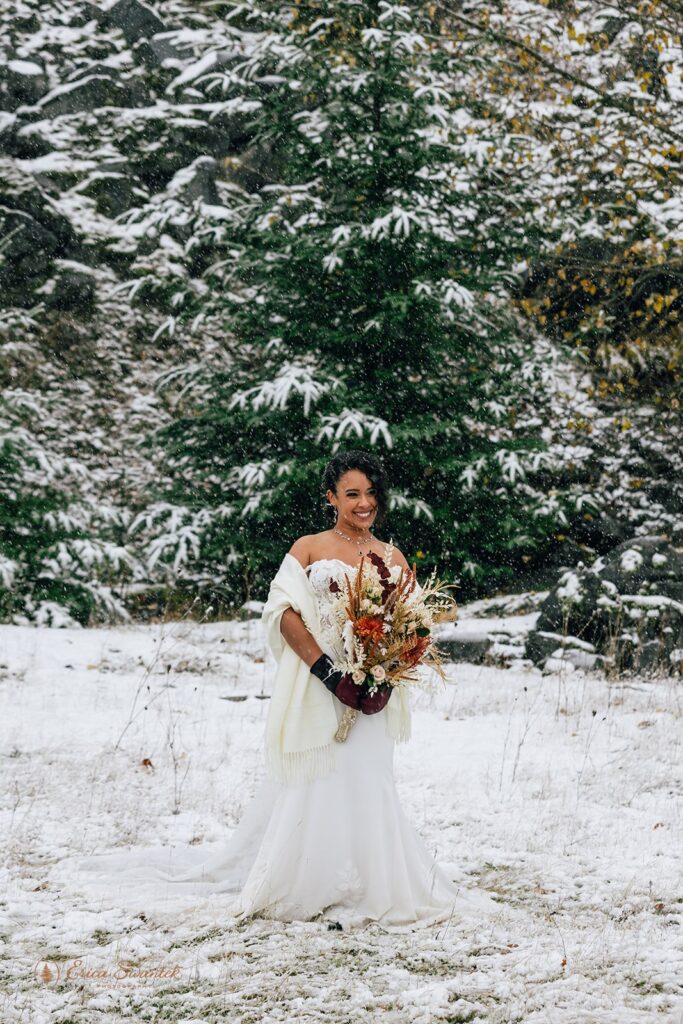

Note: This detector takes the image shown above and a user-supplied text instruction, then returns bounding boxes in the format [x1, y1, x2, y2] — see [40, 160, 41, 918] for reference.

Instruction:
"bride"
[53, 450, 474, 930]
[245, 448, 460, 926]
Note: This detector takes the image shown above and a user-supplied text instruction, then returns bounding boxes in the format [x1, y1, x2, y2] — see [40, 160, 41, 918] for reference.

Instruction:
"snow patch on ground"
[1, 619, 681, 1022]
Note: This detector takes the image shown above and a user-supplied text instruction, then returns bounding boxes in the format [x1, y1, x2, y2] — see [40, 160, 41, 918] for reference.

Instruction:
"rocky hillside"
[1, 0, 681, 630]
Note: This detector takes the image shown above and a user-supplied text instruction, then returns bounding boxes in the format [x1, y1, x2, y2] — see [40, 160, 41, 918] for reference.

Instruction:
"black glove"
[309, 654, 362, 710]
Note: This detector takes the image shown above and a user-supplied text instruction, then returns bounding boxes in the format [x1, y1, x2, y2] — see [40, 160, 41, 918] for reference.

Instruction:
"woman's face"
[327, 469, 378, 533]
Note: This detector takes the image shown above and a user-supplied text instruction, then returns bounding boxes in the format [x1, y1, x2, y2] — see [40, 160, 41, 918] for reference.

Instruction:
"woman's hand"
[309, 654, 362, 710]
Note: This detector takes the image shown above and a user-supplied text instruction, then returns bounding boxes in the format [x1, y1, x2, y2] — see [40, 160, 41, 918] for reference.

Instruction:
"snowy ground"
[1, 612, 682, 1023]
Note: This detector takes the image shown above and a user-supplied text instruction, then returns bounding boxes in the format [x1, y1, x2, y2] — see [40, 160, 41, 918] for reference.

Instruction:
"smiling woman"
[51, 450, 482, 930]
[237, 448, 464, 926]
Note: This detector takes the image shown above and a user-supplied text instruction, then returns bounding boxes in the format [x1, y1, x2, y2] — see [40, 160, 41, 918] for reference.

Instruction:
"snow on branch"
[230, 362, 336, 417]
[494, 449, 526, 483]
[388, 493, 434, 521]
[227, 459, 291, 493]
[316, 410, 393, 450]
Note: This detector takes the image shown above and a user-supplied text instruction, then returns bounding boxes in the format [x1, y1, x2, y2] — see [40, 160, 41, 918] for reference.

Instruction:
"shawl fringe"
[386, 703, 411, 744]
[265, 742, 337, 785]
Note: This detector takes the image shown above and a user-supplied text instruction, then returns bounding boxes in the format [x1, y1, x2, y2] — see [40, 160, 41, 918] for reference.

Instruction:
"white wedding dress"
[52, 559, 491, 930]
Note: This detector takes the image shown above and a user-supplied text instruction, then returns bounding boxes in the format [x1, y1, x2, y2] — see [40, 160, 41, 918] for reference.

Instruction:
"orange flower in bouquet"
[355, 615, 386, 644]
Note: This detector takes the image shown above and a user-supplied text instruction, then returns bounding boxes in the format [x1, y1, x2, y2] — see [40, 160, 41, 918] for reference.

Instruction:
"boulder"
[514, 537, 596, 591]
[0, 59, 48, 112]
[0, 157, 76, 251]
[568, 508, 630, 553]
[0, 207, 60, 301]
[542, 657, 576, 676]
[76, 170, 147, 218]
[82, 2, 106, 23]
[483, 635, 528, 668]
[167, 156, 221, 205]
[530, 568, 606, 647]
[34, 74, 146, 117]
[136, 35, 188, 67]
[561, 649, 603, 671]
[527, 537, 683, 674]
[0, 160, 81, 304]
[0, 121, 53, 160]
[67, 63, 118, 83]
[526, 630, 596, 666]
[102, 0, 166, 45]
[598, 537, 683, 601]
[437, 637, 491, 664]
[42, 264, 97, 313]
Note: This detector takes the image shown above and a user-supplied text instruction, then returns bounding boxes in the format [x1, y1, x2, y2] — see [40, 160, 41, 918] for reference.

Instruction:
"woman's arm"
[278, 535, 324, 666]
[280, 607, 324, 668]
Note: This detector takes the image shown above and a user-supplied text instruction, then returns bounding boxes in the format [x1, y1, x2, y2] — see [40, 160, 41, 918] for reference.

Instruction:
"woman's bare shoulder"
[287, 532, 331, 569]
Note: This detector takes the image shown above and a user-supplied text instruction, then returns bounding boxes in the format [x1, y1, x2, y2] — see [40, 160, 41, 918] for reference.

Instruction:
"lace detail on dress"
[306, 559, 358, 663]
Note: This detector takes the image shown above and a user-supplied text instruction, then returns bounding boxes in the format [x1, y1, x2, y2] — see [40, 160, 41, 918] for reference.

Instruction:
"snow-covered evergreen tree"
[464, 0, 683, 554]
[0, 0, 248, 622]
[144, 0, 565, 599]
[0, 382, 132, 625]
[1, 0, 681, 621]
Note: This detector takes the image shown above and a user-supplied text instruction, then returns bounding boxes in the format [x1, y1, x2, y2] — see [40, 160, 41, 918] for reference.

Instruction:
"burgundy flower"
[329, 579, 341, 593]
[367, 551, 390, 579]
[401, 634, 430, 667]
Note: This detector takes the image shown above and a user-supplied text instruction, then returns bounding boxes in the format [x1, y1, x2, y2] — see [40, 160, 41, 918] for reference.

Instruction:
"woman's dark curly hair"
[321, 450, 389, 526]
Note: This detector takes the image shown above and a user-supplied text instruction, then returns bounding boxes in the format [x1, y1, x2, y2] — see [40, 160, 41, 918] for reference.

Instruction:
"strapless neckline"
[305, 557, 360, 574]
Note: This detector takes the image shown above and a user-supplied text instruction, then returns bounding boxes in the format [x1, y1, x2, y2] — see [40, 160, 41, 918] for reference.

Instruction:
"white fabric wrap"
[262, 553, 412, 785]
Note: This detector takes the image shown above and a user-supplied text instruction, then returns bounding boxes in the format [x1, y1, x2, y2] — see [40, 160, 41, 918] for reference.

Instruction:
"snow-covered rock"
[528, 538, 683, 674]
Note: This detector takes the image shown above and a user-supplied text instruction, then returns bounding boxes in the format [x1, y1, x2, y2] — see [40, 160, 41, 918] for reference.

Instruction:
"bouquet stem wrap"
[334, 707, 359, 743]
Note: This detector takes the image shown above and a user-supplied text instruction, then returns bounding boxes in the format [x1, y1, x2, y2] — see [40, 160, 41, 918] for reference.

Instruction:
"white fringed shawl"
[262, 553, 411, 784]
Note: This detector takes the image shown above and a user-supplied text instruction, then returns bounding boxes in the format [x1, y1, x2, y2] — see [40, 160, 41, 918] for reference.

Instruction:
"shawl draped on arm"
[261, 553, 411, 785]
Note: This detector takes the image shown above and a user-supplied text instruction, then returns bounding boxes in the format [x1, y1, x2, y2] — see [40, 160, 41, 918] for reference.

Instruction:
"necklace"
[334, 526, 374, 556]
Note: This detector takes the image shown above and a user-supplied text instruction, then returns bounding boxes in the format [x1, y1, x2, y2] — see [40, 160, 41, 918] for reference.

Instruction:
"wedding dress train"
[51, 560, 497, 930]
